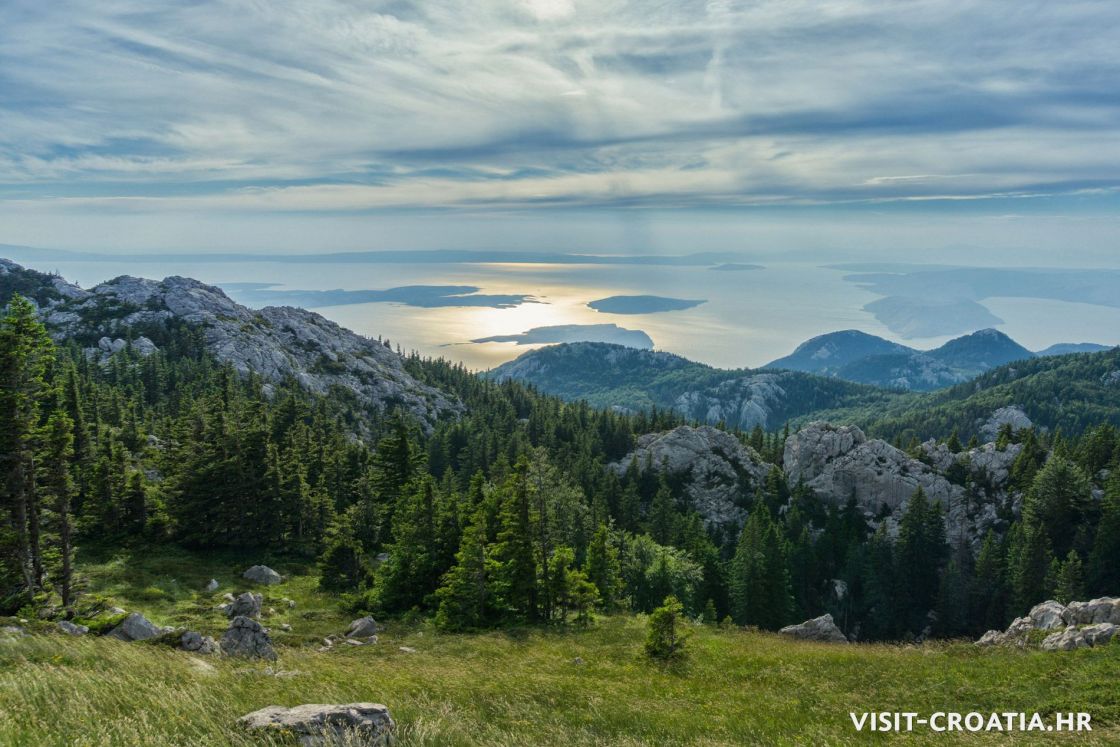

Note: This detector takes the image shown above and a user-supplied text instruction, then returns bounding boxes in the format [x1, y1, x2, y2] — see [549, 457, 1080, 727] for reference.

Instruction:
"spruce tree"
[0, 294, 55, 601]
[1088, 474, 1120, 594]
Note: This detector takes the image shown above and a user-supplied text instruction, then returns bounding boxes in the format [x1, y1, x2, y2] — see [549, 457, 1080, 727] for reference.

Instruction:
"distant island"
[587, 295, 706, 314]
[708, 263, 763, 271]
[472, 323, 654, 349]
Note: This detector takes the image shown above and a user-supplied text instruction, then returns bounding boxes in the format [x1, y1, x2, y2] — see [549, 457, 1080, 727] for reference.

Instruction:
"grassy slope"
[2, 548, 1118, 746]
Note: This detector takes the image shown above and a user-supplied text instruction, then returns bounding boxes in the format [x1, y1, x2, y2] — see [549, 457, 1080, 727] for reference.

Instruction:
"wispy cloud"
[1, 0, 1118, 218]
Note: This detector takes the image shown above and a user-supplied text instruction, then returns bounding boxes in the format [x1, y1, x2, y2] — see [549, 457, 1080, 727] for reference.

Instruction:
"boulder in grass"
[238, 703, 394, 746]
[181, 631, 219, 655]
[58, 620, 89, 636]
[225, 592, 263, 619]
[243, 565, 282, 585]
[346, 616, 379, 638]
[779, 614, 848, 643]
[107, 612, 165, 642]
[220, 616, 277, 660]
[205, 579, 220, 592]
[1063, 597, 1120, 626]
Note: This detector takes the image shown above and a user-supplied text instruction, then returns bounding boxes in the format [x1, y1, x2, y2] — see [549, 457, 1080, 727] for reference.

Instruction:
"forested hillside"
[3, 263, 1120, 647]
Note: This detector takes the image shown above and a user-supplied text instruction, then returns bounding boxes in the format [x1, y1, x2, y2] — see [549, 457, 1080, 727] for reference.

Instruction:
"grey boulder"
[238, 703, 394, 746]
[205, 579, 220, 592]
[225, 592, 263, 619]
[779, 613, 848, 643]
[346, 617, 379, 638]
[57, 620, 89, 636]
[220, 616, 277, 660]
[243, 565, 282, 585]
[107, 612, 166, 642]
[181, 631, 219, 655]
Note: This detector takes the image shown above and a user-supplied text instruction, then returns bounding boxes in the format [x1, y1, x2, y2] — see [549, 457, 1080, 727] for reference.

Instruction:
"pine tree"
[728, 505, 793, 629]
[647, 477, 676, 545]
[0, 294, 56, 602]
[645, 595, 689, 661]
[39, 411, 76, 607]
[1007, 518, 1053, 615]
[894, 487, 947, 636]
[434, 511, 497, 631]
[970, 530, 1008, 632]
[490, 473, 537, 621]
[1089, 475, 1120, 594]
[1055, 550, 1085, 604]
[1023, 455, 1092, 557]
[585, 523, 622, 611]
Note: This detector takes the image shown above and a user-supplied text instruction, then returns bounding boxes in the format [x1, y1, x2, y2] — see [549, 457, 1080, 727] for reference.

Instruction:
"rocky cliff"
[609, 426, 774, 527]
[1, 259, 461, 430]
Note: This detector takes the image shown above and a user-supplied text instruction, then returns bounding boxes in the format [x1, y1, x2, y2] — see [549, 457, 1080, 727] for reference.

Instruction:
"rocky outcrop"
[671, 373, 789, 431]
[4, 260, 460, 431]
[224, 592, 263, 619]
[238, 703, 394, 746]
[979, 406, 1032, 441]
[243, 565, 282, 585]
[1064, 597, 1120, 625]
[977, 598, 1120, 650]
[1040, 623, 1118, 652]
[784, 422, 962, 515]
[180, 631, 218, 655]
[107, 612, 167, 642]
[779, 614, 848, 643]
[610, 426, 773, 527]
[220, 616, 277, 660]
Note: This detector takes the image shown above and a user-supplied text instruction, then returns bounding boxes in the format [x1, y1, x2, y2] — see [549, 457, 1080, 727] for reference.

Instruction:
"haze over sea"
[14, 252, 1120, 371]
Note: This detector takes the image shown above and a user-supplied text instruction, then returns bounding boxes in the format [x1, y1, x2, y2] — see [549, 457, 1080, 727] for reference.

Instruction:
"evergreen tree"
[1088, 474, 1120, 594]
[970, 531, 1008, 632]
[1023, 455, 1093, 558]
[434, 511, 498, 630]
[585, 523, 622, 611]
[0, 294, 55, 603]
[645, 595, 689, 661]
[1055, 550, 1085, 604]
[1007, 519, 1053, 615]
[39, 411, 76, 607]
[894, 487, 947, 636]
[728, 505, 793, 630]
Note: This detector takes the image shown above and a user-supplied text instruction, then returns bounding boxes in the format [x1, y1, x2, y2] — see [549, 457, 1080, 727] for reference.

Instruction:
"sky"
[1, 0, 1119, 263]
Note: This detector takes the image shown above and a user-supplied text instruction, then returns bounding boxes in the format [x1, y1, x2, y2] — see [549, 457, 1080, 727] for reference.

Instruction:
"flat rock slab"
[238, 703, 393, 746]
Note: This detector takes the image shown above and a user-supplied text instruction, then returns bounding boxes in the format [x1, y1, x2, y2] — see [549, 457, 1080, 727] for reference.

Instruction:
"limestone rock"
[1063, 597, 1120, 625]
[784, 422, 962, 515]
[979, 406, 1032, 441]
[243, 565, 282, 585]
[778, 613, 848, 643]
[609, 425, 772, 527]
[226, 592, 263, 619]
[180, 631, 218, 655]
[1028, 600, 1067, 630]
[346, 617, 379, 638]
[57, 620, 89, 636]
[220, 616, 277, 660]
[107, 612, 165, 642]
[238, 703, 394, 746]
[205, 579, 220, 592]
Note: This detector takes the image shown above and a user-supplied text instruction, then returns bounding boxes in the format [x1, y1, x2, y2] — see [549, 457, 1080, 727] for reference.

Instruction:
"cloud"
[0, 0, 1118, 220]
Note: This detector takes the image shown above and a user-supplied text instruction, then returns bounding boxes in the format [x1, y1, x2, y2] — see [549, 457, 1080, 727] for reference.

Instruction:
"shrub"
[645, 595, 690, 661]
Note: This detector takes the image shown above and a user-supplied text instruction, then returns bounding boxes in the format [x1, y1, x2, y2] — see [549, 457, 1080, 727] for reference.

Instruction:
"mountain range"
[4, 256, 1118, 443]
[489, 338, 1120, 440]
[764, 328, 1109, 390]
